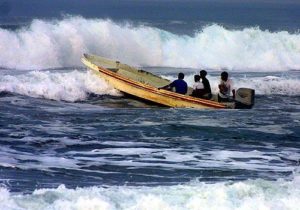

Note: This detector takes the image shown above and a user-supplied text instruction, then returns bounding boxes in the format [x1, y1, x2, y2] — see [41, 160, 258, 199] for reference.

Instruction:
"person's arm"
[158, 81, 174, 90]
[158, 84, 169, 90]
[230, 80, 235, 99]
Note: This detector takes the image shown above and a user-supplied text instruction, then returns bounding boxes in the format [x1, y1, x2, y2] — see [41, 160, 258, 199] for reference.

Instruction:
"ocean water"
[1, 1, 300, 209]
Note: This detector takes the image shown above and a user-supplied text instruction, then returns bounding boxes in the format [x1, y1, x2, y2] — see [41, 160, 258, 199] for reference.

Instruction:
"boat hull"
[81, 54, 230, 109]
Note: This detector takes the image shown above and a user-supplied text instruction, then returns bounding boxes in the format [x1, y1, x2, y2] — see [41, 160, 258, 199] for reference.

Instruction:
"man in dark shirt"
[159, 72, 188, 94]
[199, 70, 212, 99]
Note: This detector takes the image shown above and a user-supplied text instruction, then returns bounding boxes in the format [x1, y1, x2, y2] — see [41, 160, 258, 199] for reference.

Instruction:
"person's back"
[199, 70, 212, 99]
[218, 71, 235, 102]
[159, 72, 187, 95]
[170, 79, 188, 94]
[192, 75, 203, 90]
[202, 77, 211, 94]
[191, 75, 204, 97]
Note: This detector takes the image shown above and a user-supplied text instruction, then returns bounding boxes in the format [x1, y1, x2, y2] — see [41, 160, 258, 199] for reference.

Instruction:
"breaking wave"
[0, 70, 299, 102]
[163, 73, 300, 96]
[1, 175, 300, 210]
[0, 70, 120, 102]
[0, 16, 300, 71]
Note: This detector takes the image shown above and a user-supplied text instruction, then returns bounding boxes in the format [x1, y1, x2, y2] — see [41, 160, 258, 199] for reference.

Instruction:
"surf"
[0, 70, 120, 102]
[1, 69, 300, 102]
[1, 176, 300, 210]
[0, 16, 300, 71]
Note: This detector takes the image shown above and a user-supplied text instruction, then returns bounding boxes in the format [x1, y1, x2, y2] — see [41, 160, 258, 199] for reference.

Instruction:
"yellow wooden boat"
[81, 54, 254, 109]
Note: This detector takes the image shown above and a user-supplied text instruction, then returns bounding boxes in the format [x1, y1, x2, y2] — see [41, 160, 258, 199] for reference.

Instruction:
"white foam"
[0, 70, 120, 101]
[1, 176, 300, 210]
[65, 145, 296, 172]
[165, 73, 300, 96]
[247, 124, 294, 135]
[1, 17, 300, 71]
[0, 146, 80, 171]
[1, 131, 298, 172]
[232, 76, 300, 96]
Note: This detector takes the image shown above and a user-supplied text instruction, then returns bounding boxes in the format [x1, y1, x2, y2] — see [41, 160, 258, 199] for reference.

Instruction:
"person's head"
[221, 71, 228, 81]
[200, 70, 207, 78]
[194, 75, 200, 82]
[178, 72, 184, 80]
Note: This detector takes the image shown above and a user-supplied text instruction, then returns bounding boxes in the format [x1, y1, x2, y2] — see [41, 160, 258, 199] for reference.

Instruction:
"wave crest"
[0, 70, 120, 101]
[1, 17, 300, 71]
[1, 176, 300, 210]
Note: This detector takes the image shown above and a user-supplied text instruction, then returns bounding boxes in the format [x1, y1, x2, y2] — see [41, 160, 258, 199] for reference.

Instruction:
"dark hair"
[178, 72, 184, 79]
[200, 70, 207, 77]
[221, 71, 228, 80]
[194, 75, 200, 82]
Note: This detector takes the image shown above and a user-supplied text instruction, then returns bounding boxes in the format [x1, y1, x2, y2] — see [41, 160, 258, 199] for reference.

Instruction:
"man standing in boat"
[159, 72, 188, 95]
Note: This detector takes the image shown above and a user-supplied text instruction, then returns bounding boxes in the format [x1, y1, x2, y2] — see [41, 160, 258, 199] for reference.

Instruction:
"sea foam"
[1, 176, 300, 210]
[0, 17, 300, 71]
[1, 70, 299, 102]
[165, 73, 300, 96]
[0, 70, 120, 102]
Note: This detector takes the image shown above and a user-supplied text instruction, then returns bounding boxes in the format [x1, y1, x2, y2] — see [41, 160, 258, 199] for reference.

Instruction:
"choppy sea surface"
[1, 1, 300, 209]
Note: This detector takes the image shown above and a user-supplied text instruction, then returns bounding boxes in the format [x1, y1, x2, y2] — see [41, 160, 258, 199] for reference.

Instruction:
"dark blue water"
[1, 91, 299, 192]
[0, 1, 300, 209]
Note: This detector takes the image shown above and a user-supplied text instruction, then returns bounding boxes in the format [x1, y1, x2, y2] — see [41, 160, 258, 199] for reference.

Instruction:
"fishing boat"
[81, 54, 254, 109]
